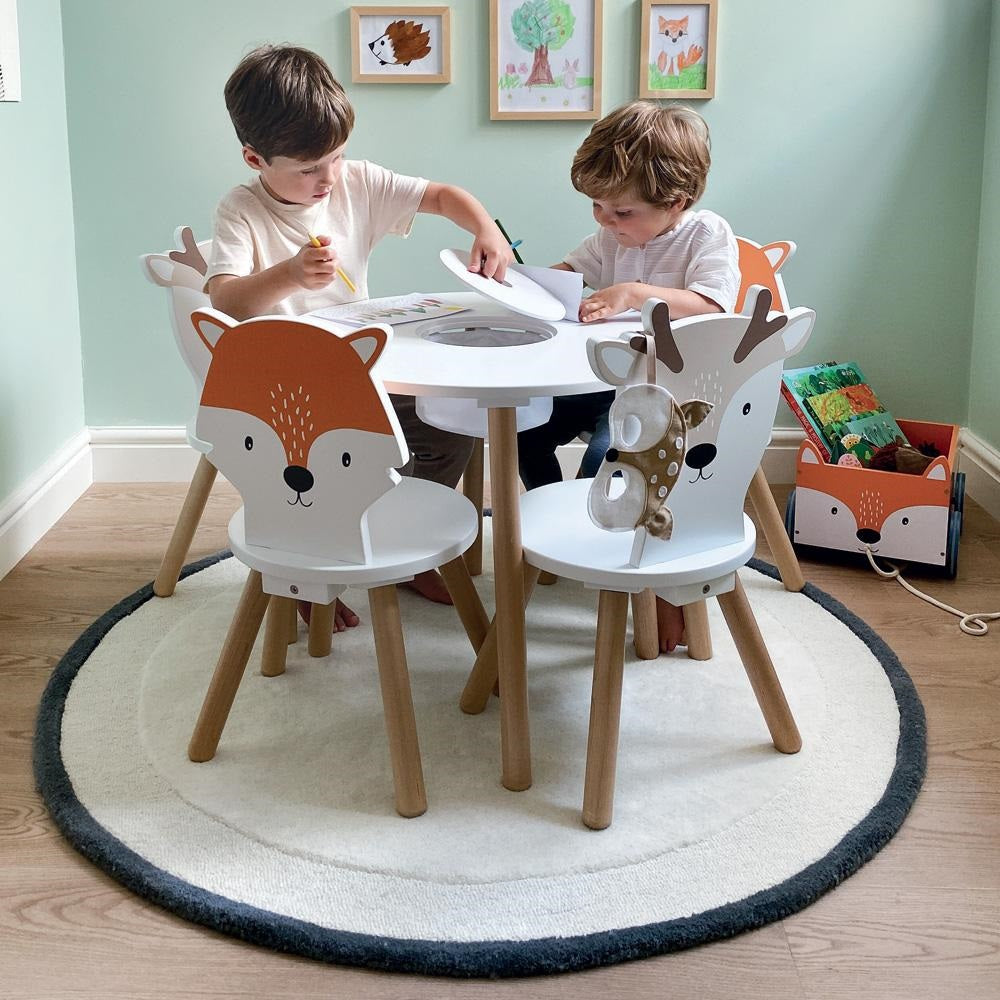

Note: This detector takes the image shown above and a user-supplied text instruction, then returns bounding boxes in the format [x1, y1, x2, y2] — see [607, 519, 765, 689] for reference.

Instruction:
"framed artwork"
[350, 6, 451, 84]
[0, 0, 21, 102]
[639, 1, 717, 99]
[490, 0, 603, 121]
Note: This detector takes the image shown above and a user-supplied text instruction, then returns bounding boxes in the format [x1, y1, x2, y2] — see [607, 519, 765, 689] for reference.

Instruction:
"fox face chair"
[185, 310, 489, 818]
[517, 288, 815, 829]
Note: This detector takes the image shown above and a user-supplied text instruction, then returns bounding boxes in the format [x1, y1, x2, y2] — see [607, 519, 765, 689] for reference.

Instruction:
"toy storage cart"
[784, 419, 965, 577]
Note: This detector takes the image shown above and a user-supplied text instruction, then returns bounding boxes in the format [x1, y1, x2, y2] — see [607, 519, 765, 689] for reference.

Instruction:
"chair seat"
[229, 478, 479, 601]
[520, 479, 756, 602]
[185, 418, 212, 455]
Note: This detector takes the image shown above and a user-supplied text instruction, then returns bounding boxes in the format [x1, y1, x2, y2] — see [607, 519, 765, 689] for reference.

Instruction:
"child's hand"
[579, 283, 636, 323]
[467, 227, 513, 282]
[289, 235, 339, 291]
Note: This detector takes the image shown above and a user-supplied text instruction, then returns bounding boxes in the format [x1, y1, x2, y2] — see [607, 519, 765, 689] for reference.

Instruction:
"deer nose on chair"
[605, 447, 620, 463]
[857, 527, 881, 545]
[283, 465, 314, 494]
[685, 443, 717, 470]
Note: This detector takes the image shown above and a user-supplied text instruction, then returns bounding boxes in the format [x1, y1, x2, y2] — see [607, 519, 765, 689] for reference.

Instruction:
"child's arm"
[418, 183, 513, 281]
[579, 284, 722, 324]
[208, 236, 341, 320]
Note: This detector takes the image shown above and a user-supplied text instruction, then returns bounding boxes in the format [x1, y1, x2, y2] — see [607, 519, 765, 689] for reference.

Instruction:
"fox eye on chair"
[245, 436, 253, 451]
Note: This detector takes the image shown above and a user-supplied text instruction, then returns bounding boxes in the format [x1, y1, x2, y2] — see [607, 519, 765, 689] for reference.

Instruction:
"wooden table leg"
[717, 576, 801, 754]
[154, 454, 217, 597]
[438, 556, 490, 653]
[748, 465, 805, 592]
[487, 406, 532, 791]
[462, 438, 485, 577]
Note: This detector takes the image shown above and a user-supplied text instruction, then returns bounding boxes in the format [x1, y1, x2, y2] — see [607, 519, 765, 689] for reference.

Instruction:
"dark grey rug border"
[33, 552, 926, 979]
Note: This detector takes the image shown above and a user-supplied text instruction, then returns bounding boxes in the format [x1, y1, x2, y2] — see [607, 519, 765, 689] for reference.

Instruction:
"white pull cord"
[863, 546, 999, 636]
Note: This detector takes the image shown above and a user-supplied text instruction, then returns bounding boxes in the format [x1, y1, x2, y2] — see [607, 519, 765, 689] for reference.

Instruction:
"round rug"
[34, 524, 925, 978]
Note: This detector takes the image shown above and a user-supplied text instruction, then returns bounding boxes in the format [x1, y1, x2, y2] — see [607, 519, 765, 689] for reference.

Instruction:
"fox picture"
[792, 439, 951, 565]
[192, 310, 406, 565]
[656, 15, 703, 76]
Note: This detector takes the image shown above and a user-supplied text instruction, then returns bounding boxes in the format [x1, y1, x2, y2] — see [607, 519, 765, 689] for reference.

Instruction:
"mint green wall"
[0, 0, 84, 503]
[61, 0, 992, 429]
[970, 0, 1000, 452]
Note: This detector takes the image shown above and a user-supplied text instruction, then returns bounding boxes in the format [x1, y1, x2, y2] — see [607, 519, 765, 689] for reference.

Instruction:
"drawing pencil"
[307, 232, 357, 293]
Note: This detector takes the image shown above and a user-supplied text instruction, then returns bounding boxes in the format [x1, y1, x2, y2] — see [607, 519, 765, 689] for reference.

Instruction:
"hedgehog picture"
[368, 20, 432, 67]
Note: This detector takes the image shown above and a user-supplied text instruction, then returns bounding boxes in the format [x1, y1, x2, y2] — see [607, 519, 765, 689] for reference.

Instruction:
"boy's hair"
[571, 101, 711, 210]
[224, 45, 355, 162]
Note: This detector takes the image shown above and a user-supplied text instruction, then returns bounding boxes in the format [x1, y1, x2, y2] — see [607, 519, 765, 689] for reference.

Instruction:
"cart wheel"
[944, 508, 961, 579]
[784, 487, 797, 543]
[951, 471, 966, 528]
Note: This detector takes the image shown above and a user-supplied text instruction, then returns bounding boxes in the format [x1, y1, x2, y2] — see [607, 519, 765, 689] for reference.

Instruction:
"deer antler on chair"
[168, 226, 208, 276]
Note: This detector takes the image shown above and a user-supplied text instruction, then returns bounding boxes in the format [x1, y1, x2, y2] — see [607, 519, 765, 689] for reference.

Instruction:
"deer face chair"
[185, 310, 489, 819]
[516, 287, 815, 829]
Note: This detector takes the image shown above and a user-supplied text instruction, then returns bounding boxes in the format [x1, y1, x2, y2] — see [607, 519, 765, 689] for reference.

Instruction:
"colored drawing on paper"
[311, 294, 469, 329]
[646, 4, 709, 93]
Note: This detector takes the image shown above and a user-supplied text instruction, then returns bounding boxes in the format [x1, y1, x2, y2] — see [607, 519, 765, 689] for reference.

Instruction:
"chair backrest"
[587, 288, 815, 562]
[735, 237, 795, 312]
[140, 226, 213, 385]
[190, 308, 407, 565]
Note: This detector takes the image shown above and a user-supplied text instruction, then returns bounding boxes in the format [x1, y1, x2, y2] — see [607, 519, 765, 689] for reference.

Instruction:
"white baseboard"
[958, 428, 1000, 522]
[4, 424, 996, 584]
[0, 430, 93, 580]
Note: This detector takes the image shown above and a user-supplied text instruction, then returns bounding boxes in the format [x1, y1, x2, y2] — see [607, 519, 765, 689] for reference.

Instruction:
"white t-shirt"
[563, 209, 740, 313]
[205, 159, 428, 316]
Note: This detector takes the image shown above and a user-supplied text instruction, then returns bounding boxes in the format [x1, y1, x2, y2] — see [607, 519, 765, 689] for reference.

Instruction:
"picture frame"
[0, 0, 22, 102]
[350, 6, 451, 84]
[489, 0, 603, 121]
[639, 1, 717, 99]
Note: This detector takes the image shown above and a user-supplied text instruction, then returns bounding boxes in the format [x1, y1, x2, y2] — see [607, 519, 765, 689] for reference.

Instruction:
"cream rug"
[35, 522, 925, 977]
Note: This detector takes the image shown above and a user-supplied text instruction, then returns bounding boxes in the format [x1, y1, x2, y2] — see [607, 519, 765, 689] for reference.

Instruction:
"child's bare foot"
[655, 597, 686, 653]
[402, 569, 454, 605]
[298, 599, 361, 632]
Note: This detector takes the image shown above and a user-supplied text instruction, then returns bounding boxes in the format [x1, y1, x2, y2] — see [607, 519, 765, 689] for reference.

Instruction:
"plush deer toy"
[588, 315, 712, 566]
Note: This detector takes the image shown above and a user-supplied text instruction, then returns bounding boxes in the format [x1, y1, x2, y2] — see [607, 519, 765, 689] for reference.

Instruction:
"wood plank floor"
[1, 481, 998, 999]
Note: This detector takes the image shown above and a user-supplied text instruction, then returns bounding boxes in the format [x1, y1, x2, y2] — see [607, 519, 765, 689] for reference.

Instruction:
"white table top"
[373, 292, 639, 406]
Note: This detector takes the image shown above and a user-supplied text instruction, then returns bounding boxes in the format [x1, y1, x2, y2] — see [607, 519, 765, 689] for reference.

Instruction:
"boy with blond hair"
[517, 100, 739, 653]
[207, 44, 513, 628]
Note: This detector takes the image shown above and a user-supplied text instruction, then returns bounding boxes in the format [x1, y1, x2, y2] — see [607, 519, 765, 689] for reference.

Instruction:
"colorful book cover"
[782, 361, 909, 466]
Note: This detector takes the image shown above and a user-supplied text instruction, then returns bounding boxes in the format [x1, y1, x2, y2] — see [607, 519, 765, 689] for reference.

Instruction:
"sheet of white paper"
[309, 293, 470, 328]
[511, 264, 584, 322]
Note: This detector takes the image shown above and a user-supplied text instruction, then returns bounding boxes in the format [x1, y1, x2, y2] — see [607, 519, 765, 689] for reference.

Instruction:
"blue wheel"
[944, 508, 961, 579]
[951, 472, 966, 532]
[784, 488, 797, 543]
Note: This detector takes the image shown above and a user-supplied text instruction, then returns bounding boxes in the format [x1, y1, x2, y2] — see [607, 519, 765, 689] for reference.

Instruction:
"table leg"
[487, 406, 532, 791]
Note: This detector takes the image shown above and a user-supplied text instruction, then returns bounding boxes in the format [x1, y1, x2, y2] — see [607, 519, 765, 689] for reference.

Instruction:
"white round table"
[376, 293, 641, 791]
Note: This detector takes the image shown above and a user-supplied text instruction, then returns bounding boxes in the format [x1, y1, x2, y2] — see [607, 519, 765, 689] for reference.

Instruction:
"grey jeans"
[389, 394, 476, 489]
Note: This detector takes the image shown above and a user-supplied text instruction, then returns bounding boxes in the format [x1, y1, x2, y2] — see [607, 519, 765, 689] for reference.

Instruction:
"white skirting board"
[0, 430, 93, 580]
[2, 425, 998, 583]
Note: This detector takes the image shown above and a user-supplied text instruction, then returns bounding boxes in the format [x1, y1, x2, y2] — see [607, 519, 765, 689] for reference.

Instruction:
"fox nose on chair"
[856, 527, 881, 545]
[685, 443, 717, 470]
[283, 465, 314, 495]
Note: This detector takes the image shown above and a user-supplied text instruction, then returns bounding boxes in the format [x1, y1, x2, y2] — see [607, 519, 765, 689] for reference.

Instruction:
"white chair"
[139, 227, 217, 598]
[518, 289, 816, 828]
[184, 309, 489, 818]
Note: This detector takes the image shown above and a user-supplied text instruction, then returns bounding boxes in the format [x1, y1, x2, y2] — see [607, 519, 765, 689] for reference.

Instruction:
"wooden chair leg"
[462, 438, 485, 577]
[582, 590, 630, 830]
[537, 570, 558, 586]
[459, 563, 541, 714]
[368, 584, 427, 818]
[748, 465, 805, 592]
[438, 556, 490, 653]
[261, 596, 294, 676]
[188, 570, 269, 762]
[683, 600, 713, 660]
[154, 454, 218, 597]
[631, 589, 658, 660]
[285, 598, 298, 645]
[717, 576, 801, 754]
[308, 601, 336, 658]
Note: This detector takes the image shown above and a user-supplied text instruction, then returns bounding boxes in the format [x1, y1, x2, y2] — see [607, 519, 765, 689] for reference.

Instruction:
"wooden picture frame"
[490, 0, 603, 121]
[350, 6, 451, 84]
[639, 1, 717, 99]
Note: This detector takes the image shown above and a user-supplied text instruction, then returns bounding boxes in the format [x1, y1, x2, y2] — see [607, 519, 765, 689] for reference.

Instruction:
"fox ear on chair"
[190, 308, 235, 353]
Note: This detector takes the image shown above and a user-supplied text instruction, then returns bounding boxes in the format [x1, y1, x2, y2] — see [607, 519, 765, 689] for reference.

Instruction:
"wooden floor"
[2, 480, 998, 999]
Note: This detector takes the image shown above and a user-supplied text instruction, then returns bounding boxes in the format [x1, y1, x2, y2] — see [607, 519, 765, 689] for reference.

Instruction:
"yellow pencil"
[307, 232, 357, 294]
